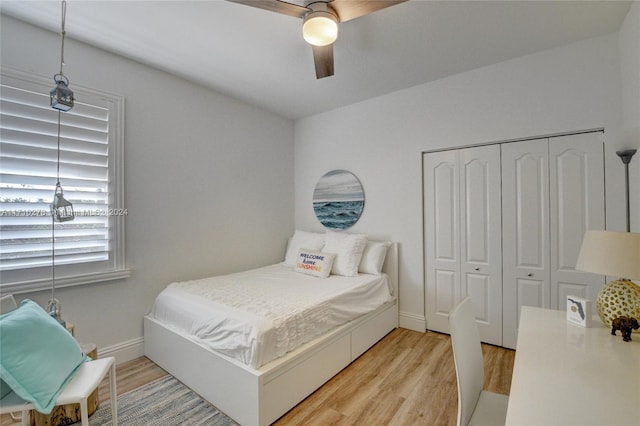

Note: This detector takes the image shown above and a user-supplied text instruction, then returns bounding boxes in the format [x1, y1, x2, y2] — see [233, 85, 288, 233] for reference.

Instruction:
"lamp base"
[597, 279, 640, 330]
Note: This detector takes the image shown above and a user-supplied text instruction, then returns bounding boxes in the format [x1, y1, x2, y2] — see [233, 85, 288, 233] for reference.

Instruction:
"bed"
[143, 232, 398, 426]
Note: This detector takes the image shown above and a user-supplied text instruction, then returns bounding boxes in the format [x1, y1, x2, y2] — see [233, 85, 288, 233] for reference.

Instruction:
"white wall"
[294, 11, 639, 330]
[619, 1, 640, 229]
[1, 15, 295, 361]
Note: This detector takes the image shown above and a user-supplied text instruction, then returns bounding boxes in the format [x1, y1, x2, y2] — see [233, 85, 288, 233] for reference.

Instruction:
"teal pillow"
[0, 378, 10, 399]
[0, 300, 86, 413]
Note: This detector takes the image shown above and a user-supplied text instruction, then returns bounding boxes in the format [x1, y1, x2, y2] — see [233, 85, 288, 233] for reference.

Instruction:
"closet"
[423, 144, 503, 345]
[423, 132, 605, 348]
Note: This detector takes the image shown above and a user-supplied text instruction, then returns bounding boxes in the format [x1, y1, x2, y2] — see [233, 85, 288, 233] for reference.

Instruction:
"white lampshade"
[576, 230, 640, 280]
[303, 11, 338, 46]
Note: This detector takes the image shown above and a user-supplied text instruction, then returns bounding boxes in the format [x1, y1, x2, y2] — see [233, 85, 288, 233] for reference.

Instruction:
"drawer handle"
[527, 273, 533, 277]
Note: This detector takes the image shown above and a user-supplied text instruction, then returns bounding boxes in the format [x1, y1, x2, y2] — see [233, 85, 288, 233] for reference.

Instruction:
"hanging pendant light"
[48, 0, 73, 327]
[50, 0, 73, 111]
[50, 0, 74, 224]
[50, 182, 74, 222]
[50, 74, 74, 111]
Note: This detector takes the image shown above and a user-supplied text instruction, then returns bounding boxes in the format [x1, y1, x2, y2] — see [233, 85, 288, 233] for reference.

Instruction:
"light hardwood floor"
[2, 328, 515, 426]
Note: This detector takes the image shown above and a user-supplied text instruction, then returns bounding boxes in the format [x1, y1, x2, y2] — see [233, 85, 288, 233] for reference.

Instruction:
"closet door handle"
[475, 267, 480, 271]
[527, 273, 533, 277]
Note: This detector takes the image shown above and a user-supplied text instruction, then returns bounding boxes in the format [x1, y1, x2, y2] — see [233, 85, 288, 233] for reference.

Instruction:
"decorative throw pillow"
[294, 249, 336, 278]
[0, 379, 10, 399]
[0, 300, 86, 414]
[283, 230, 325, 266]
[0, 295, 18, 399]
[359, 241, 392, 275]
[322, 230, 368, 276]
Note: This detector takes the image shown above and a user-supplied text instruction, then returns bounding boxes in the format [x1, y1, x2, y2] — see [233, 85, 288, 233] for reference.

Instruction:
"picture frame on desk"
[566, 295, 592, 327]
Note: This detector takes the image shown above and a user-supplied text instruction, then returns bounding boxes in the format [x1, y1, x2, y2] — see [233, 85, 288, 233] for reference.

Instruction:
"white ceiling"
[1, 0, 632, 120]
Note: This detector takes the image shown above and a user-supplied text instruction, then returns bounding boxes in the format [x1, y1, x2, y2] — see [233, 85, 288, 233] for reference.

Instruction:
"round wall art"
[313, 170, 365, 230]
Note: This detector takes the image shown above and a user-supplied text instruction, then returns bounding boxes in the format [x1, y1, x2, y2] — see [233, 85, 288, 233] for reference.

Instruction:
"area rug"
[88, 375, 238, 425]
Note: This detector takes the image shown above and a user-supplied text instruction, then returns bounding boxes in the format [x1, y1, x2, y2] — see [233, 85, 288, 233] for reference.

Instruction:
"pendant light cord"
[51, 212, 56, 303]
[59, 0, 67, 76]
[56, 111, 61, 186]
[56, 111, 62, 185]
[52, 111, 61, 303]
[51, 0, 68, 307]
[57, 0, 67, 188]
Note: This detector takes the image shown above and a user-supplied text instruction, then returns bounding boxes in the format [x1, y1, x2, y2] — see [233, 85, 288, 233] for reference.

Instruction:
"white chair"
[0, 295, 118, 426]
[449, 297, 508, 426]
[0, 294, 18, 314]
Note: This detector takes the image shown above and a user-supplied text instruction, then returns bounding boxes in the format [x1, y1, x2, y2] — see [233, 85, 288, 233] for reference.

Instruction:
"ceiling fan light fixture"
[303, 10, 338, 46]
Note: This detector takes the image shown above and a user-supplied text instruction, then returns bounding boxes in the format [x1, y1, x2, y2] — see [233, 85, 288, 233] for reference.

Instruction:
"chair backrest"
[0, 295, 18, 315]
[449, 297, 485, 426]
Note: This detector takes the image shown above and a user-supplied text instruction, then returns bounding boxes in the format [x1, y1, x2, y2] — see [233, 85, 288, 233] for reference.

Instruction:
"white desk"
[506, 306, 640, 426]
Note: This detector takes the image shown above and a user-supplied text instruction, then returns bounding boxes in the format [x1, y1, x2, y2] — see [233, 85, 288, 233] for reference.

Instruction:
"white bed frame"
[143, 243, 398, 426]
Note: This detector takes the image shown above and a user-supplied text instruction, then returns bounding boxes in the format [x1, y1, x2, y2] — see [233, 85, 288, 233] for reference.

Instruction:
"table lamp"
[576, 230, 640, 327]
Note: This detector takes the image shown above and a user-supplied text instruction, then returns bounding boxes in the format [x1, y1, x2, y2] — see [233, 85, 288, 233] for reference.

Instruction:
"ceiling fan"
[227, 0, 408, 79]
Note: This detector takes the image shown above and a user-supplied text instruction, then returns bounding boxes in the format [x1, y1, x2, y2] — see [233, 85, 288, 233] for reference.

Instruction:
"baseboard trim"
[399, 311, 426, 332]
[98, 336, 144, 365]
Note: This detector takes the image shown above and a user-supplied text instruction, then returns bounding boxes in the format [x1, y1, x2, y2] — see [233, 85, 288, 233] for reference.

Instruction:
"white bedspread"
[148, 263, 394, 368]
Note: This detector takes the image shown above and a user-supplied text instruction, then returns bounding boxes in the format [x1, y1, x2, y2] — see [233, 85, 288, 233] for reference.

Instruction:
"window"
[0, 68, 129, 294]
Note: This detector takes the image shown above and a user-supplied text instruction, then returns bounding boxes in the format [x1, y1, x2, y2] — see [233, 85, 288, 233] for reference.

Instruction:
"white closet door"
[502, 140, 550, 349]
[549, 133, 605, 308]
[424, 150, 460, 334]
[459, 145, 503, 345]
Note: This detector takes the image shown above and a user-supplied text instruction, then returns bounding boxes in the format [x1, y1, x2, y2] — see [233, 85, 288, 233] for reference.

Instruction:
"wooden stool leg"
[109, 363, 117, 425]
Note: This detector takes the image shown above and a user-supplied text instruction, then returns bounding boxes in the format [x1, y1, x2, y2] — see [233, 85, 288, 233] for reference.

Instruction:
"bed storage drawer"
[351, 301, 397, 360]
[262, 333, 351, 424]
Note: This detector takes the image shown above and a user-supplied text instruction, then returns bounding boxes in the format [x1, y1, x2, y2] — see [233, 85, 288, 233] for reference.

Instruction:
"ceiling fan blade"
[226, 0, 309, 19]
[312, 44, 334, 79]
[328, 0, 408, 22]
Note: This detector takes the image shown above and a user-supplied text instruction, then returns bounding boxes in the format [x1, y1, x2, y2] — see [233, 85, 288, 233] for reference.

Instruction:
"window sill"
[0, 269, 132, 295]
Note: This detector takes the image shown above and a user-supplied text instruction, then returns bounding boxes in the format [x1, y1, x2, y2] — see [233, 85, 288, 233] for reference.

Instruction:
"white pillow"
[322, 230, 368, 276]
[294, 249, 336, 278]
[283, 230, 325, 266]
[359, 241, 392, 275]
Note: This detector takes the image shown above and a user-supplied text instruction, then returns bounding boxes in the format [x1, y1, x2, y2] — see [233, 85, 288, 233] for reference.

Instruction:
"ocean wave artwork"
[313, 170, 365, 230]
[313, 200, 365, 230]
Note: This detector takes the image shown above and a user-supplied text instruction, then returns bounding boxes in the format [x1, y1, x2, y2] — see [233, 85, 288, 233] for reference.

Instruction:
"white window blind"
[0, 69, 128, 293]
